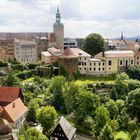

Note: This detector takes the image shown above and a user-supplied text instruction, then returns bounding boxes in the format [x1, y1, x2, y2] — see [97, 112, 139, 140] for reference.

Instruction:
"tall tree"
[83, 33, 104, 56]
[37, 106, 58, 133]
[127, 88, 140, 122]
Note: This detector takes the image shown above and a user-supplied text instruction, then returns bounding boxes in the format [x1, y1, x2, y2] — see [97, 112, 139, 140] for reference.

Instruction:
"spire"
[121, 31, 124, 40]
[56, 7, 61, 23]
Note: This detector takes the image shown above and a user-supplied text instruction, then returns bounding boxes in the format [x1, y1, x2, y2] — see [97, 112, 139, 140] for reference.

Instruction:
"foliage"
[99, 123, 113, 140]
[20, 127, 48, 140]
[127, 88, 140, 122]
[64, 82, 79, 114]
[127, 120, 138, 133]
[37, 106, 58, 133]
[0, 125, 12, 135]
[26, 99, 39, 123]
[1, 72, 19, 86]
[95, 106, 110, 135]
[47, 76, 66, 111]
[127, 66, 140, 80]
[0, 60, 7, 67]
[83, 33, 104, 56]
[59, 64, 69, 77]
[106, 99, 118, 119]
[75, 91, 100, 124]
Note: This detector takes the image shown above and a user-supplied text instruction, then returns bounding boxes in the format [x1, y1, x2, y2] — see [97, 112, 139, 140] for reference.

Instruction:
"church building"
[53, 8, 64, 50]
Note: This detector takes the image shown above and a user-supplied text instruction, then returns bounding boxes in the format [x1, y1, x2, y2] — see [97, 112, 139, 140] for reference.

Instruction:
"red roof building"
[0, 87, 23, 107]
[1, 98, 28, 128]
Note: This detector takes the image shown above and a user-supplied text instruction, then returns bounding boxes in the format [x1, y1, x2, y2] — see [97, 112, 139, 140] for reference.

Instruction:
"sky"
[0, 0, 140, 38]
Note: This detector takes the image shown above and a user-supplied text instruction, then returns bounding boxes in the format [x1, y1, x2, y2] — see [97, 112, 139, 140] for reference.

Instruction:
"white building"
[64, 38, 78, 49]
[14, 38, 38, 63]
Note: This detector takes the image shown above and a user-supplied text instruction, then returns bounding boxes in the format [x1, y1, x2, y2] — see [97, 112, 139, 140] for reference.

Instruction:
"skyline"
[0, 0, 140, 38]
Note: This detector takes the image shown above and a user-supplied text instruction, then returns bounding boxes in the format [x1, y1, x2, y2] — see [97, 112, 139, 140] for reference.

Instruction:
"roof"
[60, 48, 91, 58]
[0, 87, 21, 103]
[95, 51, 134, 58]
[41, 51, 52, 57]
[105, 50, 134, 58]
[58, 116, 76, 140]
[3, 98, 27, 122]
[48, 47, 62, 56]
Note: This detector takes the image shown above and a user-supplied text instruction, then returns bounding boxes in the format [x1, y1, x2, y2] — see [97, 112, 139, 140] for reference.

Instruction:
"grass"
[74, 75, 115, 86]
[114, 131, 130, 140]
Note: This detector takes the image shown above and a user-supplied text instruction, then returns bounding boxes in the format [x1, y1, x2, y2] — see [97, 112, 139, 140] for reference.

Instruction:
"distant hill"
[113, 36, 139, 41]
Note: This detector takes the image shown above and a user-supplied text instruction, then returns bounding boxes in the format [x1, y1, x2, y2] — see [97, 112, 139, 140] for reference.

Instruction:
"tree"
[1, 72, 18, 86]
[37, 106, 58, 133]
[99, 123, 113, 140]
[83, 33, 104, 56]
[20, 128, 48, 140]
[110, 87, 118, 100]
[127, 88, 140, 122]
[26, 99, 39, 123]
[95, 106, 110, 135]
[106, 99, 118, 119]
[64, 82, 79, 114]
[75, 91, 100, 124]
[48, 76, 66, 111]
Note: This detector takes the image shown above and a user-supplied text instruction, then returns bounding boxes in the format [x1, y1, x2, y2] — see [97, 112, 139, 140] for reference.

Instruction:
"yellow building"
[94, 50, 134, 74]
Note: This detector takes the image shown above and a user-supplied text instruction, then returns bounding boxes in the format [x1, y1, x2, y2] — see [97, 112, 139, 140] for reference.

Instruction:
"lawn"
[74, 75, 115, 86]
[114, 131, 130, 140]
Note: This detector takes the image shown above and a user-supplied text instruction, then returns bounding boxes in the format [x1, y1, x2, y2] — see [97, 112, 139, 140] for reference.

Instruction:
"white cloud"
[0, 0, 139, 38]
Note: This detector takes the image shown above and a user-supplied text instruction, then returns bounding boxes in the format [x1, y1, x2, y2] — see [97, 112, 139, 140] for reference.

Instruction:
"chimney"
[12, 102, 15, 108]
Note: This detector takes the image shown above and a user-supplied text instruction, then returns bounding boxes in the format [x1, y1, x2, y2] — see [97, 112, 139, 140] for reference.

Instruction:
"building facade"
[14, 38, 38, 63]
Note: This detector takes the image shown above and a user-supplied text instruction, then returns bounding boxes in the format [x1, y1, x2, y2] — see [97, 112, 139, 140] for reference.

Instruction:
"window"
[94, 68, 96, 71]
[94, 63, 96, 66]
[90, 63, 92, 66]
[109, 67, 111, 70]
[90, 68, 92, 71]
[102, 68, 104, 71]
[131, 60, 133, 65]
[85, 62, 86, 65]
[137, 62, 139, 65]
[85, 58, 86, 60]
[108, 60, 112, 66]
[84, 68, 86, 70]
[99, 68, 101, 71]
[126, 60, 128, 66]
[137, 56, 139, 60]
[103, 62, 105, 66]
[99, 63, 101, 66]
[120, 60, 123, 65]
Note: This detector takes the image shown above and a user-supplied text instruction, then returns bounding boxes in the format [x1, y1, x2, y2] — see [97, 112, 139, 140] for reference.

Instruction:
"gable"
[51, 124, 68, 140]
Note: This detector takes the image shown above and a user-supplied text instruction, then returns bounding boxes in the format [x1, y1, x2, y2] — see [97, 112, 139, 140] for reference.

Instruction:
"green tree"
[26, 99, 39, 123]
[1, 72, 18, 86]
[64, 82, 79, 114]
[95, 106, 110, 135]
[106, 99, 118, 119]
[99, 123, 113, 140]
[37, 106, 58, 133]
[127, 88, 140, 122]
[48, 76, 66, 111]
[75, 91, 100, 124]
[83, 33, 104, 56]
[21, 128, 48, 140]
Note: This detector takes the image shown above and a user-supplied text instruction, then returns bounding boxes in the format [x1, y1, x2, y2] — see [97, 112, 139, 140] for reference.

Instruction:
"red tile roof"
[60, 48, 90, 58]
[0, 87, 21, 103]
[2, 98, 28, 122]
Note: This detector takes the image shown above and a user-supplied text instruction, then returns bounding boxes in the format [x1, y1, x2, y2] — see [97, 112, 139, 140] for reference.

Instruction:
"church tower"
[53, 7, 64, 49]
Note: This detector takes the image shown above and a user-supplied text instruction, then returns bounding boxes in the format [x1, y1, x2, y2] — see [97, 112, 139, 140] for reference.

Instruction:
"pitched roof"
[0, 87, 21, 103]
[58, 116, 76, 140]
[3, 98, 27, 122]
[60, 48, 90, 58]
[95, 51, 134, 58]
[41, 51, 52, 57]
